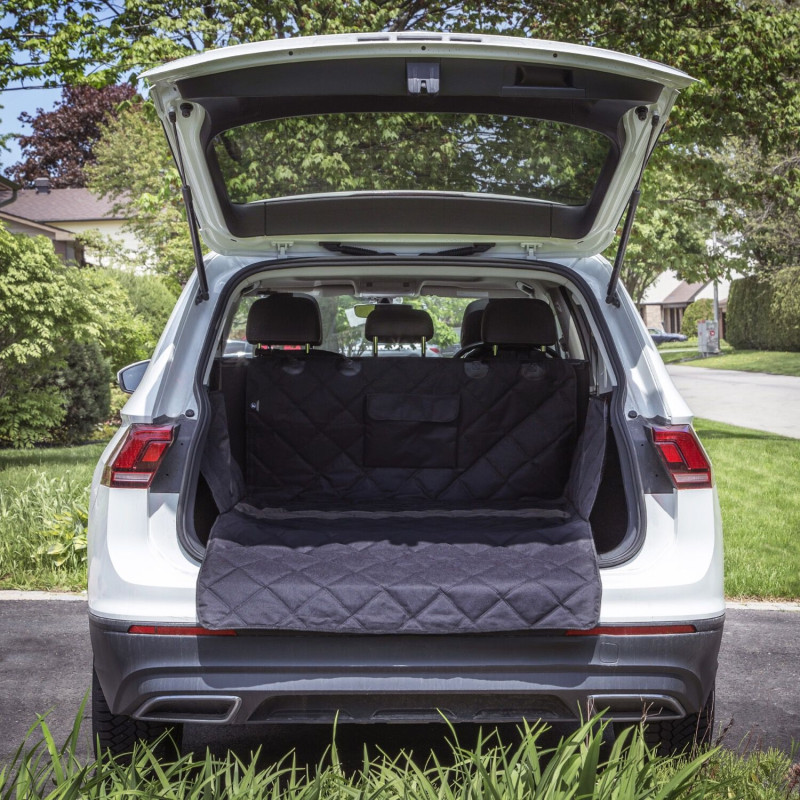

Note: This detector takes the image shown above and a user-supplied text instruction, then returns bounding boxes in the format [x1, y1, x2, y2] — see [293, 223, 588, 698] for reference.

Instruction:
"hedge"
[726, 267, 800, 351]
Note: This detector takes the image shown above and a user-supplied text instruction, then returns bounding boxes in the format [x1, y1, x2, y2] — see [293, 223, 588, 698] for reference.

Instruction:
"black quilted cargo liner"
[196, 356, 607, 633]
[245, 357, 578, 505]
[198, 507, 600, 633]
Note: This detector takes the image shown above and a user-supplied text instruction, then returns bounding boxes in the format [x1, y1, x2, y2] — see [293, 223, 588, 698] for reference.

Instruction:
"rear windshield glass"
[212, 113, 610, 206]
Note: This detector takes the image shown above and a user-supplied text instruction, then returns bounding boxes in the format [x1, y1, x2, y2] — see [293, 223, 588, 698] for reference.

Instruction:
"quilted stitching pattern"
[245, 358, 577, 505]
[198, 510, 601, 633]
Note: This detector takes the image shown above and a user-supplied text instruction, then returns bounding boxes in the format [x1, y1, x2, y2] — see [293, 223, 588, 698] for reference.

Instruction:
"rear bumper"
[90, 615, 723, 725]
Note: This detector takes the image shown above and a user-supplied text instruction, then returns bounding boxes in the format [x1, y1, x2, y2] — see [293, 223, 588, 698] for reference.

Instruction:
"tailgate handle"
[407, 62, 440, 95]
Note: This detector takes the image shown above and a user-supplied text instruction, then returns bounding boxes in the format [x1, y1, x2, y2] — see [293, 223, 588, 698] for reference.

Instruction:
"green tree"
[0, 222, 166, 445]
[681, 298, 714, 338]
[50, 340, 111, 443]
[86, 103, 193, 288]
[11, 0, 798, 298]
[0, 226, 98, 446]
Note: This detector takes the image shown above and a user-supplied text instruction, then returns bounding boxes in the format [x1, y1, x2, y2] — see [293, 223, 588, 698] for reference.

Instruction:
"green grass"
[657, 341, 800, 376]
[694, 419, 800, 600]
[2, 708, 798, 800]
[0, 710, 719, 800]
[0, 443, 105, 591]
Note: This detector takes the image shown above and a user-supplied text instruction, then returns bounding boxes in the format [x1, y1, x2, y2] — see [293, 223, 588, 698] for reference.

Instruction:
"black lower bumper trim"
[90, 616, 723, 725]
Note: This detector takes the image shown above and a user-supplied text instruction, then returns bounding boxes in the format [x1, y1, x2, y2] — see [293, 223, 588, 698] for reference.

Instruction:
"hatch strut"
[605, 112, 661, 307]
[168, 107, 209, 304]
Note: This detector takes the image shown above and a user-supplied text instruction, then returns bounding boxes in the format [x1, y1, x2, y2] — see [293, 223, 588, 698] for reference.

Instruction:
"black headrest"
[246, 294, 322, 346]
[481, 298, 558, 347]
[365, 304, 434, 343]
[460, 298, 489, 347]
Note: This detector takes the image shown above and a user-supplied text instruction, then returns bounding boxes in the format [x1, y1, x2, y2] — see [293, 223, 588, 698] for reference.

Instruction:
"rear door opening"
[182, 268, 636, 634]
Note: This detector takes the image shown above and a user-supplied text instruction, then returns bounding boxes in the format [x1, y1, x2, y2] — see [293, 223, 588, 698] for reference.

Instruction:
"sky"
[0, 85, 62, 174]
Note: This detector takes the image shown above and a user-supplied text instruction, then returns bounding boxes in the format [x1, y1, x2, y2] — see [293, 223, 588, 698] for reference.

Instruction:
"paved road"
[1, 597, 798, 768]
[667, 365, 800, 439]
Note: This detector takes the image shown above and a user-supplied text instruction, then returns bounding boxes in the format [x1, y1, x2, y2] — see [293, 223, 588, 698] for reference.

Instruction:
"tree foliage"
[0, 226, 98, 446]
[86, 103, 194, 287]
[6, 0, 799, 296]
[681, 298, 715, 337]
[5, 84, 135, 187]
[0, 223, 171, 446]
[727, 268, 800, 352]
[50, 339, 111, 443]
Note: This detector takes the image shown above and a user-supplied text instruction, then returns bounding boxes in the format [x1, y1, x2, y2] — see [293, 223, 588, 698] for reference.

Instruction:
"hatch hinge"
[520, 242, 543, 259]
[272, 241, 294, 258]
[167, 107, 209, 304]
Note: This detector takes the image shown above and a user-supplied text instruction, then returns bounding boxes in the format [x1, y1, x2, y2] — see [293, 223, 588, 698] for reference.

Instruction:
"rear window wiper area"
[420, 244, 495, 256]
[320, 242, 495, 257]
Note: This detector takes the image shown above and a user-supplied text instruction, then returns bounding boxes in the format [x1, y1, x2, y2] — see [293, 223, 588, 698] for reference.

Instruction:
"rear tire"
[615, 687, 715, 756]
[92, 668, 183, 759]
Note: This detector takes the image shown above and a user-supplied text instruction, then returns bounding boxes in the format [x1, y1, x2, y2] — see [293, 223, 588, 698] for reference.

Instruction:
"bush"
[681, 298, 715, 337]
[727, 268, 800, 351]
[111, 269, 178, 355]
[0, 226, 96, 447]
[49, 340, 111, 443]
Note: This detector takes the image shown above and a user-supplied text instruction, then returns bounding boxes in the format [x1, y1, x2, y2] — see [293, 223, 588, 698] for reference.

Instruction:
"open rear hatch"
[144, 33, 693, 259]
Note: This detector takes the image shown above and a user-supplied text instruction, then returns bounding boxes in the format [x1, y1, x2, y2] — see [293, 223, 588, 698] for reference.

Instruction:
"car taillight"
[101, 424, 175, 488]
[566, 624, 696, 636]
[128, 625, 236, 636]
[651, 425, 713, 489]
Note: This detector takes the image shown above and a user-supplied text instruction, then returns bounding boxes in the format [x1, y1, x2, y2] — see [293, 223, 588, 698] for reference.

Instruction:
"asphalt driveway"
[666, 365, 800, 438]
[0, 595, 797, 767]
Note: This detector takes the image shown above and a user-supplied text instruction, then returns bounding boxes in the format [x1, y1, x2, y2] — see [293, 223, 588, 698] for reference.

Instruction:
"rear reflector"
[101, 424, 175, 489]
[651, 425, 713, 489]
[566, 625, 696, 636]
[128, 626, 236, 636]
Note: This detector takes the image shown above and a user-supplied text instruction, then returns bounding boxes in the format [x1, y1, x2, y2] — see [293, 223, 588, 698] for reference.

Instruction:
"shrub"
[49, 340, 111, 444]
[0, 226, 95, 447]
[111, 269, 178, 355]
[681, 298, 715, 337]
[727, 268, 800, 351]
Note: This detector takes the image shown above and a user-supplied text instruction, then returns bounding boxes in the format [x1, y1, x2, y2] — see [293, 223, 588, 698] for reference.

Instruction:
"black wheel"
[620, 688, 715, 757]
[92, 668, 183, 759]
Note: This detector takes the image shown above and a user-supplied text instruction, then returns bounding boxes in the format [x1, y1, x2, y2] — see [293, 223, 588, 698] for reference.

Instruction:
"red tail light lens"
[128, 625, 236, 636]
[651, 425, 713, 489]
[566, 624, 696, 636]
[101, 424, 175, 488]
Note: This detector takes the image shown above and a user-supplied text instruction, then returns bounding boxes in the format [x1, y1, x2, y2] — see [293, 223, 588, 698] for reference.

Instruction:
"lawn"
[657, 341, 800, 376]
[0, 443, 105, 591]
[1, 424, 798, 599]
[694, 418, 800, 600]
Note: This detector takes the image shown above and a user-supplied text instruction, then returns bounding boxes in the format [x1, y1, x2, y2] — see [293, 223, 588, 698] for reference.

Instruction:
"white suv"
[89, 33, 723, 757]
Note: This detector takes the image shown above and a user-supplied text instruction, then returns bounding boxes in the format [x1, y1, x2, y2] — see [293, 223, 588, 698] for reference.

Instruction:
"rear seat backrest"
[481, 298, 558, 358]
[245, 355, 579, 506]
[246, 293, 331, 355]
[365, 304, 434, 356]
[459, 298, 489, 348]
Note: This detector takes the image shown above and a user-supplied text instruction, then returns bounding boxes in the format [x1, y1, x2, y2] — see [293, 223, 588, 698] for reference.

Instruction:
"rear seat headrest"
[365, 304, 434, 344]
[481, 298, 558, 347]
[246, 294, 323, 347]
[460, 298, 489, 347]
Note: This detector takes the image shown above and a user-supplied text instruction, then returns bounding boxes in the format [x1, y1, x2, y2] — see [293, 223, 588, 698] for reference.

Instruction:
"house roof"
[639, 270, 684, 305]
[2, 187, 125, 223]
[0, 209, 75, 240]
[661, 281, 706, 306]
